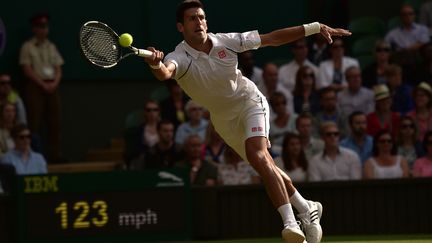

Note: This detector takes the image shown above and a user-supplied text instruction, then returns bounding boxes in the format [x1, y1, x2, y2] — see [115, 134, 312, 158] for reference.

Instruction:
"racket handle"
[135, 48, 153, 58]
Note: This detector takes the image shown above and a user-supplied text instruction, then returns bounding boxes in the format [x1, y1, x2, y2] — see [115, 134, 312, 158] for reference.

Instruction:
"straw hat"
[373, 84, 390, 101]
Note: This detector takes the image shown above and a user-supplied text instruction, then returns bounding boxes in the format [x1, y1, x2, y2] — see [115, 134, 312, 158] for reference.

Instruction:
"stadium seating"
[348, 17, 386, 37]
[351, 35, 381, 56]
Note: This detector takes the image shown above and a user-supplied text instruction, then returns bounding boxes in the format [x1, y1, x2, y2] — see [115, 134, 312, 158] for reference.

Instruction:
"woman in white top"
[364, 130, 410, 179]
[275, 132, 308, 182]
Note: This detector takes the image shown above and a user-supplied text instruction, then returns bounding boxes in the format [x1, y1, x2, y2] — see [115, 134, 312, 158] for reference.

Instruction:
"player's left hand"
[319, 23, 351, 44]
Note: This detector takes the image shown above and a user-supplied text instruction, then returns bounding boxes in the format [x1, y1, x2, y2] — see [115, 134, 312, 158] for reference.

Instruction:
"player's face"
[178, 7, 208, 44]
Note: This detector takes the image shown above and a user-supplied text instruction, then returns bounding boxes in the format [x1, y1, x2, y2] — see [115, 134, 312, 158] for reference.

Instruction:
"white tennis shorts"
[210, 89, 270, 162]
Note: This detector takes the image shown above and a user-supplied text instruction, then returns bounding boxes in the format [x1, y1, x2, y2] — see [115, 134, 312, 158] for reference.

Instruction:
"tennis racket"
[79, 21, 153, 68]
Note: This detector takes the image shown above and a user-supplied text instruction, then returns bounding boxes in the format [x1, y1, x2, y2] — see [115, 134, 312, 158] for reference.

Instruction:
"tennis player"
[144, 1, 351, 242]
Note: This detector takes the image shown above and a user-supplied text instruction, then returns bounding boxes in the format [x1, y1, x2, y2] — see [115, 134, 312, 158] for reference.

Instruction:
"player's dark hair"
[176, 0, 204, 23]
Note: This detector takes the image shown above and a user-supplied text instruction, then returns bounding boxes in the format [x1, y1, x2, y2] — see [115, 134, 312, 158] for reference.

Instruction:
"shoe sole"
[282, 229, 305, 243]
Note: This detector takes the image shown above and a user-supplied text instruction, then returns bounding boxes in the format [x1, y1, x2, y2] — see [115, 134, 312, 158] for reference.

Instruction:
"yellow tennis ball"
[119, 33, 133, 47]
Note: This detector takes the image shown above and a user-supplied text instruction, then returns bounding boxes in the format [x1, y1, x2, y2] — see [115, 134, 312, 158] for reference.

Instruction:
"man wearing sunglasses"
[0, 124, 47, 175]
[308, 121, 362, 182]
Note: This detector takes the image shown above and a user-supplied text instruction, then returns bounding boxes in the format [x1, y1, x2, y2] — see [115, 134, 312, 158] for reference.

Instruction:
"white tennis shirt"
[165, 31, 261, 119]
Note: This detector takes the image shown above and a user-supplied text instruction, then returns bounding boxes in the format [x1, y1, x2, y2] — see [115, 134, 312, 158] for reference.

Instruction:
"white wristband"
[303, 22, 321, 36]
[149, 61, 162, 69]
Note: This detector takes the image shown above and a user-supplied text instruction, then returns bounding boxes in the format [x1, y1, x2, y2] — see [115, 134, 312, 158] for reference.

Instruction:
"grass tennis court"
[188, 234, 432, 243]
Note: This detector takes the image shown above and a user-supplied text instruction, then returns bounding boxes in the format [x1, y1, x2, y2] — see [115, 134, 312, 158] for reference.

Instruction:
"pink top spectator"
[413, 157, 432, 177]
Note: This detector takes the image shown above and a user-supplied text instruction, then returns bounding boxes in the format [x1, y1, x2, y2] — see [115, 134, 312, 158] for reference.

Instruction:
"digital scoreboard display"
[15, 169, 191, 243]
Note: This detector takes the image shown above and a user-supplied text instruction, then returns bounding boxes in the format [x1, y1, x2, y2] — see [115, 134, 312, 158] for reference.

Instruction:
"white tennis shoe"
[298, 201, 323, 243]
[281, 226, 306, 243]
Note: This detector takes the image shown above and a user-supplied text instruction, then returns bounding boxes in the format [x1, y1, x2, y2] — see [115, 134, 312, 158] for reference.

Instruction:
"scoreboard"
[15, 169, 191, 243]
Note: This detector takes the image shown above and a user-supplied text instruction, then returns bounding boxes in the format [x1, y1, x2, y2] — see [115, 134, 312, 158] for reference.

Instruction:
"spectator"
[218, 146, 260, 185]
[340, 111, 373, 165]
[257, 63, 293, 114]
[337, 66, 375, 116]
[274, 132, 308, 182]
[175, 100, 209, 145]
[0, 124, 47, 175]
[269, 92, 298, 153]
[412, 130, 432, 177]
[308, 34, 330, 66]
[396, 116, 423, 169]
[19, 13, 64, 163]
[279, 39, 318, 92]
[160, 79, 189, 129]
[308, 121, 362, 182]
[0, 103, 18, 157]
[314, 87, 349, 138]
[295, 113, 324, 160]
[203, 122, 226, 164]
[364, 130, 410, 179]
[238, 50, 263, 86]
[124, 100, 161, 165]
[367, 84, 400, 137]
[317, 38, 359, 91]
[384, 64, 413, 114]
[407, 82, 432, 141]
[130, 120, 182, 170]
[175, 135, 218, 186]
[293, 66, 320, 115]
[386, 3, 430, 52]
[0, 74, 27, 124]
[362, 39, 392, 88]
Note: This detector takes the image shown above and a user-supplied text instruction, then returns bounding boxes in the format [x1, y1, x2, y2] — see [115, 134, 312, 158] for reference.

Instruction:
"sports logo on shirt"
[218, 50, 226, 59]
[251, 127, 263, 132]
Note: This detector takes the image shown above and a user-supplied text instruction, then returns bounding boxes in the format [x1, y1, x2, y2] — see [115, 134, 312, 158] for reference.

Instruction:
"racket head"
[79, 21, 122, 68]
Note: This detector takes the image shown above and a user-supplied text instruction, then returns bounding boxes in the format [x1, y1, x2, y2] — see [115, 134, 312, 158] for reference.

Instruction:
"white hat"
[373, 84, 390, 101]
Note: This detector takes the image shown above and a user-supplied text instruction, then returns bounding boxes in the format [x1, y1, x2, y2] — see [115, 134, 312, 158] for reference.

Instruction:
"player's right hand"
[145, 47, 164, 66]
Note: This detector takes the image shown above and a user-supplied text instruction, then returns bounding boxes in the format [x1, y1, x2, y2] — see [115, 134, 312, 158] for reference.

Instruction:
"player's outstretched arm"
[144, 47, 176, 81]
[260, 22, 351, 47]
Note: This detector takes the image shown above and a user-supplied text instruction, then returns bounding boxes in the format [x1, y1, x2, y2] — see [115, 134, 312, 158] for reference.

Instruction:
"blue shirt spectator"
[386, 4, 430, 51]
[2, 149, 47, 175]
[175, 100, 209, 145]
[340, 136, 373, 165]
[0, 124, 47, 175]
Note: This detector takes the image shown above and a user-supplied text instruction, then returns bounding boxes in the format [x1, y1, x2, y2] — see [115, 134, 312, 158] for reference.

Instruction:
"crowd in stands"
[4, 3, 432, 192]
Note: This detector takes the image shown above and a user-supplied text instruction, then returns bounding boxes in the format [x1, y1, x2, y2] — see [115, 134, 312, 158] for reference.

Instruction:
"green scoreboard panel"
[15, 169, 191, 243]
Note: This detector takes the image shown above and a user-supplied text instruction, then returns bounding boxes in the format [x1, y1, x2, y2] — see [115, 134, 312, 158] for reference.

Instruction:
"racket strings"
[80, 24, 120, 67]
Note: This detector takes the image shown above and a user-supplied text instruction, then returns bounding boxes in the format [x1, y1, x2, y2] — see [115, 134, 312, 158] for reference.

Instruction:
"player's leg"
[245, 136, 305, 243]
[277, 166, 323, 243]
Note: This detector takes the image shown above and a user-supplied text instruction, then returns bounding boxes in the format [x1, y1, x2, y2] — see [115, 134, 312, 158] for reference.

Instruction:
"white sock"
[289, 191, 310, 214]
[277, 203, 298, 229]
